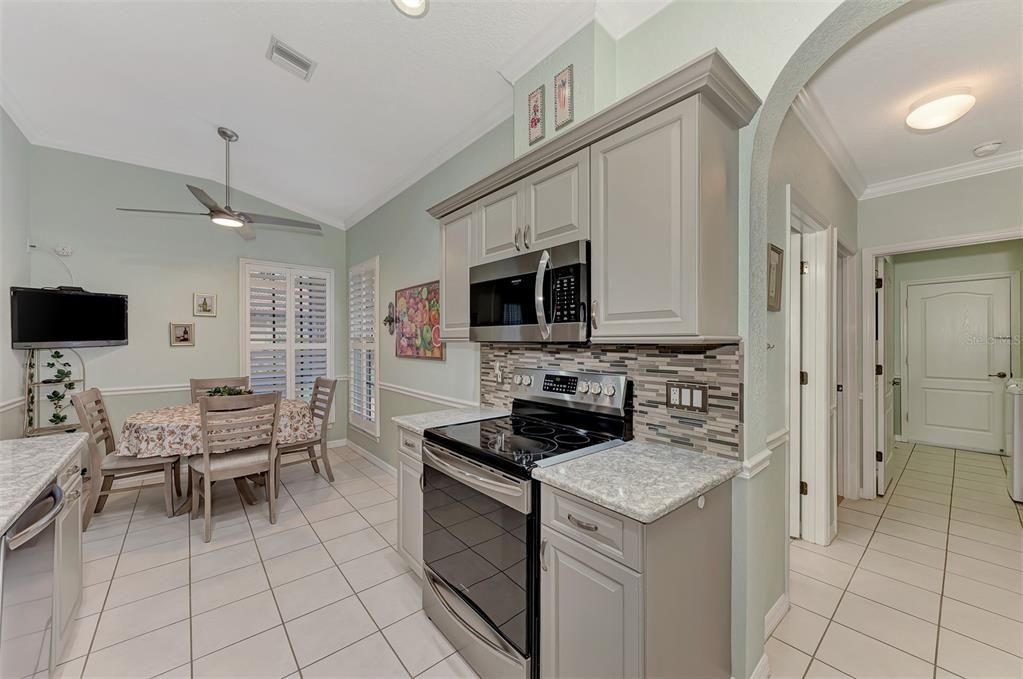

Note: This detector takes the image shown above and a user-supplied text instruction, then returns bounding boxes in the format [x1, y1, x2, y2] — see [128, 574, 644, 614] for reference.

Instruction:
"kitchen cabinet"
[396, 427, 423, 577]
[440, 205, 473, 341]
[522, 149, 590, 252]
[476, 183, 524, 265]
[539, 482, 732, 678]
[589, 96, 738, 342]
[53, 460, 83, 664]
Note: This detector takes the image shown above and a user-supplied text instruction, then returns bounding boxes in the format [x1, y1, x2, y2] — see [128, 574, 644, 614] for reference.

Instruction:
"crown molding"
[860, 150, 1023, 200]
[495, 3, 597, 85]
[790, 88, 865, 198]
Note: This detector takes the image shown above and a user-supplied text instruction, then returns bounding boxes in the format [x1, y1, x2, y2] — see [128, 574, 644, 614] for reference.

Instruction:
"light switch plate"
[666, 382, 709, 413]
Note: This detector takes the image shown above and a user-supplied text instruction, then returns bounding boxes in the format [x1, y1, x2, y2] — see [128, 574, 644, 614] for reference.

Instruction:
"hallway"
[769, 442, 1023, 678]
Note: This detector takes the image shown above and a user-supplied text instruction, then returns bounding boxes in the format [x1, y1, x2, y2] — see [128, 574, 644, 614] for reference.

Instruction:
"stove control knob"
[589, 381, 603, 395]
[602, 383, 616, 397]
[513, 375, 522, 385]
[522, 375, 533, 386]
[578, 382, 590, 394]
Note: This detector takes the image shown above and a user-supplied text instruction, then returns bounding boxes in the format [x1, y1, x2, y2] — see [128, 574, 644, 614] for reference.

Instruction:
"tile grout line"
[930, 446, 955, 679]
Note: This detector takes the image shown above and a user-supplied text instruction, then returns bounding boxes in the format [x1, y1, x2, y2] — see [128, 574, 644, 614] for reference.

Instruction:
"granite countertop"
[392, 406, 511, 435]
[532, 440, 742, 524]
[0, 433, 87, 535]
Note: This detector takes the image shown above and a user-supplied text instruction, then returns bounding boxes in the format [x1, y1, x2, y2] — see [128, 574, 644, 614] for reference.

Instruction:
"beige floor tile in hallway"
[51, 446, 478, 679]
[770, 442, 1023, 679]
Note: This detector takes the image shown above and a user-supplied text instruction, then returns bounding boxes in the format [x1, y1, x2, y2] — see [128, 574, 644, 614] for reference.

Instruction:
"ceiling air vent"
[266, 36, 317, 82]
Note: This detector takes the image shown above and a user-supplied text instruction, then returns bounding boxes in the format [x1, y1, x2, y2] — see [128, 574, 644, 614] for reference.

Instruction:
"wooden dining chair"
[71, 388, 182, 530]
[189, 376, 251, 403]
[190, 392, 281, 542]
[275, 378, 338, 495]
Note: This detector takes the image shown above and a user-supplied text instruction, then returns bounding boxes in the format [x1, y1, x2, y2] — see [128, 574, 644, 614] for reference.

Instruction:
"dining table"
[118, 398, 317, 508]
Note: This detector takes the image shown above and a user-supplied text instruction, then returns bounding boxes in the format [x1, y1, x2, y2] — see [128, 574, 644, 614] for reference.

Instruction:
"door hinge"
[876, 451, 883, 463]
[837, 384, 844, 392]
[800, 371, 809, 386]
[875, 277, 883, 289]
[875, 364, 883, 376]
[799, 481, 808, 495]
[800, 261, 810, 275]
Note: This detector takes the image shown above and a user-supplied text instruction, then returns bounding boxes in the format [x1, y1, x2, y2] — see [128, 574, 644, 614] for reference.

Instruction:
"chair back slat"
[199, 393, 280, 461]
[189, 376, 251, 404]
[71, 388, 116, 477]
[308, 378, 338, 441]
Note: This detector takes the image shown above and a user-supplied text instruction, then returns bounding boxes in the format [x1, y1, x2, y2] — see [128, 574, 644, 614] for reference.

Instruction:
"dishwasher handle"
[7, 485, 64, 551]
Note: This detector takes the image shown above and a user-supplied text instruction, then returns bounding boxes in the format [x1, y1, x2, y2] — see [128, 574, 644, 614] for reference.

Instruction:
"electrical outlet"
[668, 385, 681, 406]
[666, 382, 709, 413]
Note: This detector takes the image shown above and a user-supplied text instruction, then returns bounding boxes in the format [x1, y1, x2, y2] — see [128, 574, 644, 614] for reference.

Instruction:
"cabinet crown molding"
[427, 49, 760, 220]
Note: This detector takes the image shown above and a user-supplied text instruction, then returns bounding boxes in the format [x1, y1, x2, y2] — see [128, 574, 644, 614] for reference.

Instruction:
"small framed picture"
[169, 322, 195, 347]
[554, 65, 574, 130]
[767, 244, 784, 312]
[193, 293, 217, 317]
[528, 85, 545, 146]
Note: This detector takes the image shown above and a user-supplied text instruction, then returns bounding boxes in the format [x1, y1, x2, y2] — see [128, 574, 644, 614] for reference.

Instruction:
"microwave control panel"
[552, 270, 580, 323]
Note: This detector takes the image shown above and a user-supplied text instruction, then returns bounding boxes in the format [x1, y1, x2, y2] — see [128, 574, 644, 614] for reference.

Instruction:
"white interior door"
[874, 258, 894, 495]
[788, 231, 803, 539]
[905, 276, 1013, 452]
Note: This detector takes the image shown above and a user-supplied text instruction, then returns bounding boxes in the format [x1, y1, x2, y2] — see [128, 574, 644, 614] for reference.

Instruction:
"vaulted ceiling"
[0, 1, 666, 229]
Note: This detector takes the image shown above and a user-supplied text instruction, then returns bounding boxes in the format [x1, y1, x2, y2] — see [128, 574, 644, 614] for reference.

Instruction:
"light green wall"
[859, 168, 1023, 249]
[344, 118, 513, 462]
[7, 144, 348, 437]
[1, 109, 32, 436]
[512, 22, 617, 157]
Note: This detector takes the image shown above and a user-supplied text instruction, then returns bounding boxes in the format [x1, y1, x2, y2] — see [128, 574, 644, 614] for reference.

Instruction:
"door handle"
[513, 227, 522, 252]
[540, 537, 548, 571]
[590, 299, 598, 330]
[989, 372, 1008, 379]
[523, 224, 531, 249]
[7, 485, 64, 550]
[535, 250, 552, 340]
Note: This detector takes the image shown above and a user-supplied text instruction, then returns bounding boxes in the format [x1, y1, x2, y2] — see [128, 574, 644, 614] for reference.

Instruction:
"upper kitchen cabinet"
[476, 183, 524, 265]
[589, 96, 738, 342]
[440, 204, 473, 340]
[522, 149, 590, 252]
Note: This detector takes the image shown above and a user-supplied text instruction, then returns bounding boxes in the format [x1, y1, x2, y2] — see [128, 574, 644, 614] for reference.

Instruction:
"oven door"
[422, 443, 534, 675]
[469, 240, 588, 343]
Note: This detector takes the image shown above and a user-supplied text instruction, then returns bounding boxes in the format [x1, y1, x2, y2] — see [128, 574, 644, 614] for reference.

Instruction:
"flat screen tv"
[11, 287, 128, 349]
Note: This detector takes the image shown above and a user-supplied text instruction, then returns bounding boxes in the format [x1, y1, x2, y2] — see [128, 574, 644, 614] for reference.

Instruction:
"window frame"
[348, 256, 380, 438]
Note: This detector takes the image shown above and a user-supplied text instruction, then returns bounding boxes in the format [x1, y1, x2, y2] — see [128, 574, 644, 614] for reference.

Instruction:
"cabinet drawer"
[398, 428, 423, 461]
[59, 457, 82, 488]
[541, 485, 643, 571]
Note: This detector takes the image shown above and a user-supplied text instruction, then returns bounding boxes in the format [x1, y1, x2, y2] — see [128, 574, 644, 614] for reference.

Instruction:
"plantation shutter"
[241, 260, 334, 404]
[348, 258, 378, 436]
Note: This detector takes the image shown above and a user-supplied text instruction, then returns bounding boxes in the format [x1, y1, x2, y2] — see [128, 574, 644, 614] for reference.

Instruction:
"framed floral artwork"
[554, 64, 574, 130]
[528, 84, 545, 145]
[395, 281, 444, 360]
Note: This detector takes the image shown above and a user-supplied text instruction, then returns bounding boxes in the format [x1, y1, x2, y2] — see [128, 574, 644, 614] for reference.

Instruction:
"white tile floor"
[771, 442, 1023, 679]
[56, 446, 479, 679]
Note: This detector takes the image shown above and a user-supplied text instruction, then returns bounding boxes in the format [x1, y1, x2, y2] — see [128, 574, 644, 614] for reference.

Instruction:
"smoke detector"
[973, 140, 1003, 158]
[266, 36, 317, 82]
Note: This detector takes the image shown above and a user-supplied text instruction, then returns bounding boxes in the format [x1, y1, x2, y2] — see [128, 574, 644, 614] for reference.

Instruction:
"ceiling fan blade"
[116, 208, 208, 216]
[186, 184, 222, 212]
[239, 212, 322, 232]
[237, 224, 257, 241]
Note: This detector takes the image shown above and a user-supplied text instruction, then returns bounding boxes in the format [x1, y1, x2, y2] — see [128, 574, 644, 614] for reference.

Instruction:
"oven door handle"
[425, 567, 522, 664]
[7, 485, 64, 551]
[423, 445, 524, 499]
[534, 249, 552, 340]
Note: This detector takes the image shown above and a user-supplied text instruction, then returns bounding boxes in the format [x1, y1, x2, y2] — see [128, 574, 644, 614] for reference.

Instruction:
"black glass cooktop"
[424, 403, 628, 478]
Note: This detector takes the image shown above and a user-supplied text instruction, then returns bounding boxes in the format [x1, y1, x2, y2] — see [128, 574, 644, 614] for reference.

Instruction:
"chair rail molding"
[0, 396, 25, 414]
[739, 429, 787, 480]
[378, 381, 479, 409]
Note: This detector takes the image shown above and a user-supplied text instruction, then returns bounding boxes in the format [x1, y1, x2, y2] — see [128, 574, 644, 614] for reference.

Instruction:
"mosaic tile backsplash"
[480, 343, 743, 459]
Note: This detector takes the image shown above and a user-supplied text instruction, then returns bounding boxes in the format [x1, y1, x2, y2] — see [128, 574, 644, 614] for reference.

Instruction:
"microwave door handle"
[534, 250, 552, 340]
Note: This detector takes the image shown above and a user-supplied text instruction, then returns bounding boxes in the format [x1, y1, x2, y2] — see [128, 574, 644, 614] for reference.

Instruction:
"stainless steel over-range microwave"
[469, 240, 589, 343]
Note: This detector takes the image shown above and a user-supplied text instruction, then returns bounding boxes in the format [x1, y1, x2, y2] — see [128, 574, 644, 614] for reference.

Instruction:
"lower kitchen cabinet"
[539, 482, 732, 678]
[396, 446, 423, 578]
[53, 466, 83, 664]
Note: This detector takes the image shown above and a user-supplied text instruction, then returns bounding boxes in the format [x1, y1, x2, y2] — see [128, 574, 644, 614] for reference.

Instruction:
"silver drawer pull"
[540, 537, 549, 571]
[567, 514, 599, 532]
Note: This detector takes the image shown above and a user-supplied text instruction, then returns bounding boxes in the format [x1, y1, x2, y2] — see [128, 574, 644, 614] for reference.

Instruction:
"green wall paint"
[1, 109, 31, 412]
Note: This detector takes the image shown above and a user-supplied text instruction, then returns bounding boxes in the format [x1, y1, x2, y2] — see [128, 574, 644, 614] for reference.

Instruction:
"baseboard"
[764, 592, 790, 640]
[748, 652, 771, 679]
[344, 439, 398, 478]
[327, 439, 349, 449]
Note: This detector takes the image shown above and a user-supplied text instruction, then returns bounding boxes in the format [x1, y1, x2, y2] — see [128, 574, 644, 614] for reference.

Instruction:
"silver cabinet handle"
[590, 300, 599, 330]
[567, 513, 599, 532]
[420, 474, 424, 492]
[523, 224, 531, 249]
[7, 485, 64, 551]
[540, 537, 549, 571]
[534, 250, 552, 340]
[990, 372, 1008, 378]
[513, 227, 522, 252]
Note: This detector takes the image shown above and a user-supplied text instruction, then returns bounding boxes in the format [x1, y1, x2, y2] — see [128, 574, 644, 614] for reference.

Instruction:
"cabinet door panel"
[477, 184, 523, 265]
[440, 206, 473, 340]
[540, 527, 642, 679]
[54, 481, 82, 662]
[524, 149, 589, 251]
[590, 98, 699, 340]
[397, 452, 423, 577]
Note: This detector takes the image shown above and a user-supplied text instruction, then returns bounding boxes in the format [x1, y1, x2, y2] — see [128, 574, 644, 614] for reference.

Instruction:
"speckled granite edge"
[532, 440, 741, 523]
[392, 407, 511, 435]
[0, 433, 87, 535]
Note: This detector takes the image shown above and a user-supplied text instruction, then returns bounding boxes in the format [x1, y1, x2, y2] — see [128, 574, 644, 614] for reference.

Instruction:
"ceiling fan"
[116, 126, 322, 241]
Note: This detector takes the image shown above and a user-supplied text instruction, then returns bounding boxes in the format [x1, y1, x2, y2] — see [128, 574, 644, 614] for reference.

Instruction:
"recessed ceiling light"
[392, 0, 428, 18]
[906, 87, 976, 130]
[211, 212, 245, 228]
[973, 140, 1003, 158]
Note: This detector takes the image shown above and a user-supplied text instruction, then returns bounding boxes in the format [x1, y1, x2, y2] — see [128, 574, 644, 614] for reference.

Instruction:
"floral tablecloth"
[118, 399, 316, 458]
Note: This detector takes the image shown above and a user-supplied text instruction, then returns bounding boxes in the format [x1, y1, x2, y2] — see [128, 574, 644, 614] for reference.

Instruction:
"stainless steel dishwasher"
[0, 484, 66, 679]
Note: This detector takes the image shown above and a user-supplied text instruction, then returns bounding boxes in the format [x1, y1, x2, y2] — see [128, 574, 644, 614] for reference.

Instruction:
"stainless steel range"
[421, 368, 631, 679]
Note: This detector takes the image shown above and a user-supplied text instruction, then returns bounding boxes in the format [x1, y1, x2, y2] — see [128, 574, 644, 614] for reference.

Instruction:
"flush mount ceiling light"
[973, 140, 1003, 157]
[905, 87, 976, 130]
[210, 211, 245, 228]
[392, 0, 428, 18]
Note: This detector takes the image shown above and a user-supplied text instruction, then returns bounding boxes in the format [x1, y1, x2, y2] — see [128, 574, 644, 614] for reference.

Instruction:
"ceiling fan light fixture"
[211, 212, 245, 228]
[905, 87, 976, 130]
[392, 0, 428, 18]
